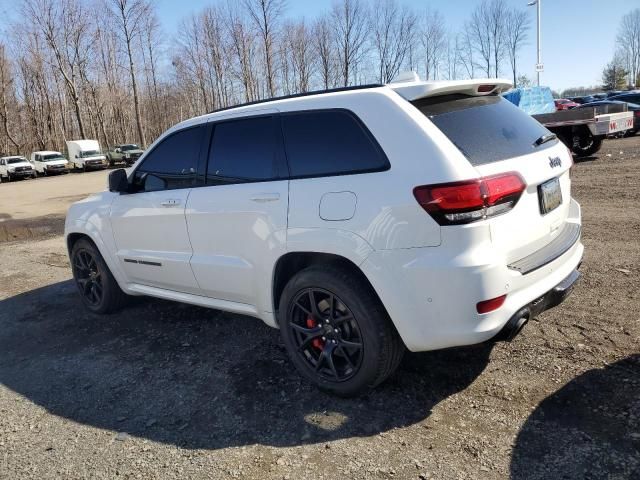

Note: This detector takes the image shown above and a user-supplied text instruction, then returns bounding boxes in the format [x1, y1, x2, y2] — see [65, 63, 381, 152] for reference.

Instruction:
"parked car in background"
[577, 100, 640, 135]
[65, 76, 583, 396]
[0, 155, 36, 181]
[66, 140, 108, 171]
[605, 91, 625, 98]
[30, 150, 69, 176]
[554, 98, 579, 110]
[609, 92, 640, 105]
[569, 95, 597, 104]
[106, 144, 144, 166]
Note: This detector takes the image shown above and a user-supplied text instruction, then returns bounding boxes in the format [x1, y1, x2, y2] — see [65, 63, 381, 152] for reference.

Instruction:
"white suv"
[65, 76, 583, 396]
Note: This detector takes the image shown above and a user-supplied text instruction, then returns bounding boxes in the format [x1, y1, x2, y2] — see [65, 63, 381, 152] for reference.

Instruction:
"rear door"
[186, 114, 288, 309]
[412, 94, 573, 262]
[110, 125, 207, 294]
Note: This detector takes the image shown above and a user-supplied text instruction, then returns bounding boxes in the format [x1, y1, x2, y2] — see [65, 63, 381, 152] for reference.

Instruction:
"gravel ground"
[0, 137, 638, 479]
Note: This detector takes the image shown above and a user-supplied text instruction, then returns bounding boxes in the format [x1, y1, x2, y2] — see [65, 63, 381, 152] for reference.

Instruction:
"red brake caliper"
[306, 318, 325, 350]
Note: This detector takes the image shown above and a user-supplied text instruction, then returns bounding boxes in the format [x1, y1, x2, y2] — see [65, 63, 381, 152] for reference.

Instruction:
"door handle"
[250, 193, 280, 203]
[160, 199, 181, 207]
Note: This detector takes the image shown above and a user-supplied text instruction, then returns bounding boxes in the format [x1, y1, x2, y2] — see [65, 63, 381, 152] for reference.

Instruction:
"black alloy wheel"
[288, 288, 364, 382]
[72, 248, 104, 307]
[70, 238, 129, 314]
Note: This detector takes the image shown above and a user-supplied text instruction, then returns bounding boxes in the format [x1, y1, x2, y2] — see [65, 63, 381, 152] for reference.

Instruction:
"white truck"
[0, 155, 36, 182]
[66, 140, 108, 171]
[30, 150, 69, 176]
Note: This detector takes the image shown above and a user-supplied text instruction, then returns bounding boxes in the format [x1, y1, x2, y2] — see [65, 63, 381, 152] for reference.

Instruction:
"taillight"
[634, 111, 640, 118]
[413, 172, 525, 225]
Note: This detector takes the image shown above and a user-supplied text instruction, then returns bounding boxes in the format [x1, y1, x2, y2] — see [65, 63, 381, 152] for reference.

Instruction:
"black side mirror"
[108, 168, 129, 193]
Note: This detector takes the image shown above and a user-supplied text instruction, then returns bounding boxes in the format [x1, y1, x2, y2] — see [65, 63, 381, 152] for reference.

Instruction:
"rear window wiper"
[533, 133, 557, 147]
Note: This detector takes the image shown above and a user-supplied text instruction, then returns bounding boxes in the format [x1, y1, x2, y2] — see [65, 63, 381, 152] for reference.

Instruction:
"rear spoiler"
[387, 71, 512, 102]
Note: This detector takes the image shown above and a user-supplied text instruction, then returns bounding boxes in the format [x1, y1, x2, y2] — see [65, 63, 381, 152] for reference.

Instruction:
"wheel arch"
[271, 251, 387, 325]
[65, 223, 129, 292]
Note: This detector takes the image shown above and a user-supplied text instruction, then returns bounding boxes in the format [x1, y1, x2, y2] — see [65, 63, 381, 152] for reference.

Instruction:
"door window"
[206, 116, 280, 184]
[281, 109, 389, 178]
[134, 125, 205, 191]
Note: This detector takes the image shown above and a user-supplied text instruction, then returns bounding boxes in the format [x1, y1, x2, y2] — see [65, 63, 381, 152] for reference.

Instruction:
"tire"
[278, 264, 405, 397]
[572, 133, 603, 158]
[70, 238, 129, 314]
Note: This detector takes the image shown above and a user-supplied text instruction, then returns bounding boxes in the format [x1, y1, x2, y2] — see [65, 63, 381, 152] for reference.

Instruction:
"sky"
[154, 0, 639, 92]
[0, 0, 637, 92]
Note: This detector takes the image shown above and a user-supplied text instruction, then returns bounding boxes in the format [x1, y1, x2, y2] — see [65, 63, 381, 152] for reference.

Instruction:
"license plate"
[538, 177, 562, 215]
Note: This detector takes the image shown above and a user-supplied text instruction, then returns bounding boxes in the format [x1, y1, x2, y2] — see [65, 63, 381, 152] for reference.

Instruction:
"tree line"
[600, 8, 640, 92]
[0, 0, 531, 156]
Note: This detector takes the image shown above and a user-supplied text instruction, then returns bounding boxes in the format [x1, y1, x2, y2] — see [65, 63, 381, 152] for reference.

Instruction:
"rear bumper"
[492, 267, 580, 341]
[361, 198, 583, 352]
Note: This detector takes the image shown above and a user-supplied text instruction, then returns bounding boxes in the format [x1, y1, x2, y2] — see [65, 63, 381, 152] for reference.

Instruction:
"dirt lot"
[0, 139, 638, 480]
[0, 170, 108, 242]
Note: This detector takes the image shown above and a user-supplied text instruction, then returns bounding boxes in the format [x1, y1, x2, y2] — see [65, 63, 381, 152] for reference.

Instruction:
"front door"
[110, 125, 208, 294]
[186, 114, 288, 311]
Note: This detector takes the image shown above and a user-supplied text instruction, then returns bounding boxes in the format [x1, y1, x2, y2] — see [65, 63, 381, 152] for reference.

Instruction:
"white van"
[30, 151, 69, 176]
[66, 140, 107, 171]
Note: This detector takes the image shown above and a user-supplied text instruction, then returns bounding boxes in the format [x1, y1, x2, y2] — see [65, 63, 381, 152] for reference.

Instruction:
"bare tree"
[331, 0, 369, 86]
[504, 8, 529, 87]
[106, 0, 150, 146]
[467, 2, 491, 77]
[314, 15, 336, 89]
[488, 0, 507, 78]
[176, 12, 214, 113]
[458, 26, 476, 78]
[227, 4, 260, 102]
[284, 20, 315, 93]
[421, 7, 446, 80]
[243, 0, 285, 97]
[23, 0, 93, 139]
[140, 8, 163, 134]
[370, 0, 417, 83]
[617, 8, 640, 87]
[0, 44, 21, 153]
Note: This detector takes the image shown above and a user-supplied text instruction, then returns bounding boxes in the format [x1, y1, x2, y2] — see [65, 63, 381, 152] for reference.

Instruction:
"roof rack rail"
[208, 83, 384, 114]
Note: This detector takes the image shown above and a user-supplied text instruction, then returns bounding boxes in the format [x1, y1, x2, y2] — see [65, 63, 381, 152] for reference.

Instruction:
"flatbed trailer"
[533, 104, 634, 157]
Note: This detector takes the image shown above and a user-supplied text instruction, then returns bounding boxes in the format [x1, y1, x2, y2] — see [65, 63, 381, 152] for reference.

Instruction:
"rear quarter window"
[412, 95, 555, 166]
[281, 109, 389, 178]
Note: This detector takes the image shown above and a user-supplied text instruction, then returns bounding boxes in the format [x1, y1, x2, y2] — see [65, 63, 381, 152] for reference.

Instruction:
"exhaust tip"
[505, 315, 529, 341]
[493, 308, 531, 342]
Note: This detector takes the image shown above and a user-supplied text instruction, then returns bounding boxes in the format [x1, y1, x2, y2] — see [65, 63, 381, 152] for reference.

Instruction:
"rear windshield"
[411, 94, 556, 166]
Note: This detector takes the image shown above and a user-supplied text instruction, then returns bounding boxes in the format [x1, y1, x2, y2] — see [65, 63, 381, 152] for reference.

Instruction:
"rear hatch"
[410, 93, 573, 263]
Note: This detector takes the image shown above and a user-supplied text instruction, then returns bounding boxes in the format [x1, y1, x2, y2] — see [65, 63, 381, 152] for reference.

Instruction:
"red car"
[555, 99, 579, 110]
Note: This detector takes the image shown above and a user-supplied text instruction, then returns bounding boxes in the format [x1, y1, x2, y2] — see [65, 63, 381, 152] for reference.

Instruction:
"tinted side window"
[134, 126, 205, 191]
[281, 110, 389, 178]
[207, 116, 278, 184]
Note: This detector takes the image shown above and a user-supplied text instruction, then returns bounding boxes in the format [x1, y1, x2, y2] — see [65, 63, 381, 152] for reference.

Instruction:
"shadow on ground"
[573, 155, 599, 164]
[0, 281, 492, 449]
[511, 354, 640, 479]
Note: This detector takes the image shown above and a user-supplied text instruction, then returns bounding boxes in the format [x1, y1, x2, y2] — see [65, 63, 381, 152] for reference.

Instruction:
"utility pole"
[528, 0, 542, 86]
